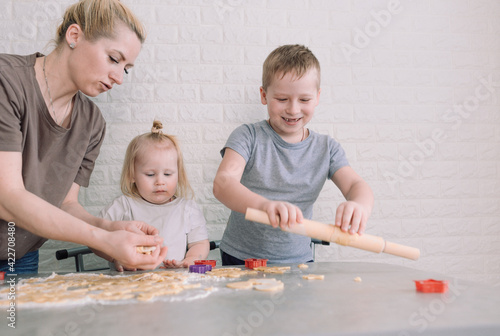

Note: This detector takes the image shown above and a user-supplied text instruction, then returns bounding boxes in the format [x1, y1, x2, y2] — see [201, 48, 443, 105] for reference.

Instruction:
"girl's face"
[68, 23, 142, 97]
[132, 143, 178, 205]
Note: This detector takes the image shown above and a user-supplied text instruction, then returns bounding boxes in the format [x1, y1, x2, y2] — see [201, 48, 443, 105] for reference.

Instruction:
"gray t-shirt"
[219, 120, 349, 263]
[0, 53, 106, 259]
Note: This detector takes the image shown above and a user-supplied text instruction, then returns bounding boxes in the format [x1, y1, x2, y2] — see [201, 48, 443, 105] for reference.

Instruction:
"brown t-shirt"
[0, 53, 106, 260]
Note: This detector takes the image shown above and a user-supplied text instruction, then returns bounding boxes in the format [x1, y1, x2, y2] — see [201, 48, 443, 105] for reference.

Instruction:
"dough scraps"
[302, 274, 325, 280]
[226, 278, 284, 291]
[0, 271, 202, 307]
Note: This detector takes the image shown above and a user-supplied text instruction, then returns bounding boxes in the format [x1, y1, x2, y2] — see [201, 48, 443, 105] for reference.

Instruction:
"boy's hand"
[262, 201, 304, 229]
[335, 201, 368, 235]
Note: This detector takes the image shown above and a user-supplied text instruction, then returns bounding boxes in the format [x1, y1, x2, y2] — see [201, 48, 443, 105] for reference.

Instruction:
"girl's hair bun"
[151, 120, 163, 134]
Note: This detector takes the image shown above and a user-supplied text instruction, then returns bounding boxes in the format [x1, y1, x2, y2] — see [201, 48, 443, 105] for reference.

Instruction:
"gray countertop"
[2, 261, 499, 336]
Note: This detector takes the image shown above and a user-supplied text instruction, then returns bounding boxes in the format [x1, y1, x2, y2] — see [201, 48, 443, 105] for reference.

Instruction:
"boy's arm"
[331, 166, 374, 235]
[213, 148, 303, 228]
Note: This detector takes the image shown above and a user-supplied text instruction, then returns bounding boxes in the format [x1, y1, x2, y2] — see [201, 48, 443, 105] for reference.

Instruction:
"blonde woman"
[0, 0, 167, 273]
[100, 121, 209, 271]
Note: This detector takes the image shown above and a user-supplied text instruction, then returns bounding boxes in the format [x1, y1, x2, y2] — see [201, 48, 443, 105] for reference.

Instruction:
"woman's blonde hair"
[56, 0, 146, 47]
[121, 120, 194, 200]
[262, 44, 320, 91]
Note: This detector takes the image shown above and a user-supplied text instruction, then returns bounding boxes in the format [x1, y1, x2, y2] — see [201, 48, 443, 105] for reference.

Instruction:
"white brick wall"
[2, 0, 499, 285]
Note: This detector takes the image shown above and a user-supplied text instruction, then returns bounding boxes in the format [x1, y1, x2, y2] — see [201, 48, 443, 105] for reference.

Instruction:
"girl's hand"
[262, 201, 304, 229]
[335, 201, 368, 235]
[161, 257, 196, 269]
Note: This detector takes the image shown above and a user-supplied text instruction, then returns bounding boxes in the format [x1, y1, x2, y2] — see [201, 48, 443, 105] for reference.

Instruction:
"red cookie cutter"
[0, 272, 5, 280]
[245, 258, 268, 269]
[414, 279, 448, 293]
[194, 260, 216, 268]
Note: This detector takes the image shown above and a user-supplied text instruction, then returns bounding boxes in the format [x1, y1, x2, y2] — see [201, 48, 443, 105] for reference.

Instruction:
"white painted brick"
[178, 104, 223, 123]
[155, 6, 200, 25]
[354, 105, 395, 123]
[373, 87, 414, 104]
[146, 25, 178, 44]
[155, 83, 199, 103]
[223, 104, 267, 123]
[331, 86, 373, 104]
[413, 51, 453, 69]
[352, 67, 393, 85]
[155, 45, 200, 64]
[178, 65, 223, 83]
[200, 84, 245, 103]
[223, 65, 261, 84]
[244, 8, 287, 27]
[223, 26, 265, 46]
[201, 45, 243, 64]
[200, 4, 243, 26]
[179, 26, 223, 44]
[356, 143, 398, 161]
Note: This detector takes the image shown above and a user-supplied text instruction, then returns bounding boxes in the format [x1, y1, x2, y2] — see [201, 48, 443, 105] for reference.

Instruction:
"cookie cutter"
[245, 258, 268, 269]
[0, 271, 5, 280]
[194, 260, 216, 268]
[414, 279, 448, 293]
[189, 264, 212, 274]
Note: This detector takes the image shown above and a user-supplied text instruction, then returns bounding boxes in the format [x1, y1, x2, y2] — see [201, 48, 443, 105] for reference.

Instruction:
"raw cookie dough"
[136, 246, 157, 254]
[354, 276, 362, 282]
[302, 274, 325, 280]
[297, 264, 309, 269]
[226, 278, 284, 291]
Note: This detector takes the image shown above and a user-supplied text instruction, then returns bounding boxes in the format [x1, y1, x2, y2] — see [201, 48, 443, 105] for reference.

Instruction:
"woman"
[0, 0, 168, 273]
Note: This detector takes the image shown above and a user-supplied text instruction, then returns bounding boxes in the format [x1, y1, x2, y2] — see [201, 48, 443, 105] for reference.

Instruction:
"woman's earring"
[69, 42, 75, 49]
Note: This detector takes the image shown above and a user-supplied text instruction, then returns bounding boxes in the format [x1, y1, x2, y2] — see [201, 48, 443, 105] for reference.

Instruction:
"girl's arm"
[0, 151, 167, 269]
[331, 166, 374, 235]
[213, 148, 303, 228]
[183, 239, 210, 266]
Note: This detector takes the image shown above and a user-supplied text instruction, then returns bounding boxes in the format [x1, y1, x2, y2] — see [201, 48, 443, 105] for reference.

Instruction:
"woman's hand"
[96, 230, 168, 270]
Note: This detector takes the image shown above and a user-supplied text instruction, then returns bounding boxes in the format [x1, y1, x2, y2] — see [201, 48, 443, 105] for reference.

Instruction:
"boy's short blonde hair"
[121, 121, 194, 200]
[56, 0, 146, 47]
[262, 44, 321, 91]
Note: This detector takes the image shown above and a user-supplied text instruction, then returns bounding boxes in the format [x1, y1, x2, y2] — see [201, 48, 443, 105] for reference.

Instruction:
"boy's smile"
[260, 69, 320, 143]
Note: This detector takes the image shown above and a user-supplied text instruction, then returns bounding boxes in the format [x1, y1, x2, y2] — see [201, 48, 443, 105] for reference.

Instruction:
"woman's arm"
[213, 148, 303, 228]
[61, 183, 159, 236]
[0, 151, 167, 269]
[331, 166, 374, 235]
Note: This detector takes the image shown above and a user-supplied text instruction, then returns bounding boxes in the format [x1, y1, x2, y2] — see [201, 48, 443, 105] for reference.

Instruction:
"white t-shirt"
[100, 195, 208, 261]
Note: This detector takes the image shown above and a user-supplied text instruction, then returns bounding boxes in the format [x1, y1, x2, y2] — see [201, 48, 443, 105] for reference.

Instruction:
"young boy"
[213, 44, 374, 265]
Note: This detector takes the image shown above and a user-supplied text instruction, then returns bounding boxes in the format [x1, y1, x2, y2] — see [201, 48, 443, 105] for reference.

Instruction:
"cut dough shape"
[254, 281, 284, 292]
[297, 264, 309, 269]
[302, 274, 325, 280]
[354, 276, 362, 282]
[226, 281, 254, 290]
[136, 246, 157, 254]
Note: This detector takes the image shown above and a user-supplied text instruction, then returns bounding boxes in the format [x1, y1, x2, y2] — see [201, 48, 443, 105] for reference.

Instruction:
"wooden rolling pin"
[245, 208, 420, 260]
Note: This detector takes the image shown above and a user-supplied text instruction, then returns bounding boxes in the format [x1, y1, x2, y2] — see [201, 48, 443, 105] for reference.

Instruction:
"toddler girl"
[101, 120, 209, 271]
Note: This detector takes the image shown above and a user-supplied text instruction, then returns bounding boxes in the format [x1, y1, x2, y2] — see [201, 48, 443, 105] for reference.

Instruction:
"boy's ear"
[316, 88, 321, 106]
[259, 87, 267, 105]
